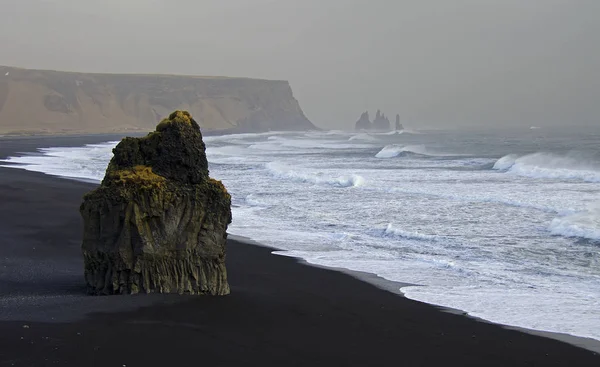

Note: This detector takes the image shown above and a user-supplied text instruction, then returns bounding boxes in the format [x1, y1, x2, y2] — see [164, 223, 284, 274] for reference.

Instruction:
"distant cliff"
[0, 66, 315, 135]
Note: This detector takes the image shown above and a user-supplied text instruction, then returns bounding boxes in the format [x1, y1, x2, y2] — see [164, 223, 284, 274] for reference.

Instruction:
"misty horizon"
[1, 0, 598, 130]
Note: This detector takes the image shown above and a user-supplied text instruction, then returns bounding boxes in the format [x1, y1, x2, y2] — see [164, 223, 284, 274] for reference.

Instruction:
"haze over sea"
[2, 126, 600, 341]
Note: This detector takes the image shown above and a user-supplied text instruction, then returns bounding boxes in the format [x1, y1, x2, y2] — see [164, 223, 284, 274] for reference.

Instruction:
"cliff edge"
[0, 66, 315, 135]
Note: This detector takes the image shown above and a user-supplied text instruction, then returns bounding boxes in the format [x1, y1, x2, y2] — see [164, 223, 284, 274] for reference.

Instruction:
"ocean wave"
[549, 204, 600, 241]
[386, 186, 561, 213]
[375, 144, 447, 158]
[0, 142, 116, 182]
[493, 152, 600, 182]
[383, 224, 439, 241]
[206, 145, 249, 156]
[348, 133, 377, 142]
[249, 138, 373, 151]
[265, 162, 365, 187]
[244, 194, 269, 208]
[376, 130, 403, 136]
[203, 131, 286, 143]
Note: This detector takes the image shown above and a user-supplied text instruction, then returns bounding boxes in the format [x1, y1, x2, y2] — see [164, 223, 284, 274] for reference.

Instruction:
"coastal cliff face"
[80, 111, 231, 295]
[0, 66, 314, 135]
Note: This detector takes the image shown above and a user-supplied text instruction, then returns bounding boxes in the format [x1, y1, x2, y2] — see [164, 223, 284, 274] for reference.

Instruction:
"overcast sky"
[0, 0, 598, 129]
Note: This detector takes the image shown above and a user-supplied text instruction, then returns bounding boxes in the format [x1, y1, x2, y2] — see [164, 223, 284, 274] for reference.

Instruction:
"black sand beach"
[1, 137, 599, 366]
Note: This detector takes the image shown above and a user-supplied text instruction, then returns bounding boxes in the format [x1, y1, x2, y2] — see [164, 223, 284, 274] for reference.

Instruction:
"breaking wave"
[383, 224, 439, 241]
[0, 143, 117, 182]
[265, 162, 365, 187]
[549, 203, 600, 241]
[348, 133, 377, 142]
[493, 152, 600, 182]
[375, 145, 448, 158]
[203, 131, 285, 143]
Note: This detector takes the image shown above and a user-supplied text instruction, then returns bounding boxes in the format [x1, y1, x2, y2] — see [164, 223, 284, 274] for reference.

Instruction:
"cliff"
[80, 111, 231, 295]
[0, 66, 315, 135]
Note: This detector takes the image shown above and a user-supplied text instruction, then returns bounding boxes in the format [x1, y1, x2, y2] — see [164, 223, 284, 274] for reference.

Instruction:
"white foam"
[265, 162, 365, 187]
[244, 194, 269, 208]
[402, 129, 422, 135]
[375, 145, 404, 158]
[492, 154, 519, 170]
[348, 133, 377, 142]
[402, 283, 600, 341]
[375, 144, 450, 158]
[3, 130, 600, 343]
[202, 131, 287, 143]
[373, 130, 403, 136]
[549, 203, 600, 241]
[0, 142, 118, 182]
[383, 224, 439, 241]
[493, 152, 600, 182]
[247, 137, 373, 152]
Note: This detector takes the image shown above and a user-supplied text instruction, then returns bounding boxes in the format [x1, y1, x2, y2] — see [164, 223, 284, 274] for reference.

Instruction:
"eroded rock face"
[80, 111, 232, 295]
[355, 111, 371, 130]
[0, 66, 316, 135]
[395, 114, 403, 131]
[372, 110, 390, 131]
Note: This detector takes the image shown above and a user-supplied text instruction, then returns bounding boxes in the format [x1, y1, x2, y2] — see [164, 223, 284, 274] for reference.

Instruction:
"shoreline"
[1, 136, 600, 365]
[243, 236, 600, 354]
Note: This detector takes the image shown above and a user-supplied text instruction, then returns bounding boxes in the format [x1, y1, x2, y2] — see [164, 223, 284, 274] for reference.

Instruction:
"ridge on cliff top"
[0, 66, 316, 135]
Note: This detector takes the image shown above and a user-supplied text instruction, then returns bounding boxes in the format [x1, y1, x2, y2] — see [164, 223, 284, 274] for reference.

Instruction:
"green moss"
[156, 110, 194, 131]
[208, 178, 231, 201]
[109, 165, 166, 190]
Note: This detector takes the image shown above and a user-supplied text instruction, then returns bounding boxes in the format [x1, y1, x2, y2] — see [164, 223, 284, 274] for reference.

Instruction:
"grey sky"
[0, 0, 598, 129]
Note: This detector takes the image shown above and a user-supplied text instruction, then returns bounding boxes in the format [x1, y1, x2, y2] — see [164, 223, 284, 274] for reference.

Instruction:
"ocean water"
[2, 127, 600, 340]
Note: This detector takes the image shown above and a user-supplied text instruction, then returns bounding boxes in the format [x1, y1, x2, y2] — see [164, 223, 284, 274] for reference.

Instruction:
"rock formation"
[372, 109, 391, 131]
[80, 111, 232, 295]
[355, 111, 372, 130]
[0, 66, 315, 135]
[395, 114, 404, 131]
[355, 110, 396, 131]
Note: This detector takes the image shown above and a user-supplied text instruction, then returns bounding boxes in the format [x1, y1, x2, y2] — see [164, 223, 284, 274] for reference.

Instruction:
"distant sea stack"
[395, 114, 404, 131]
[355, 110, 398, 131]
[0, 66, 315, 135]
[372, 110, 390, 131]
[80, 111, 231, 295]
[355, 111, 372, 130]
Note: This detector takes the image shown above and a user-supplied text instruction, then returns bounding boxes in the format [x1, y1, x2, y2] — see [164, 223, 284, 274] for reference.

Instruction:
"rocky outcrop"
[80, 111, 232, 295]
[355, 111, 372, 130]
[372, 110, 390, 131]
[0, 66, 315, 135]
[395, 114, 404, 131]
[355, 110, 396, 131]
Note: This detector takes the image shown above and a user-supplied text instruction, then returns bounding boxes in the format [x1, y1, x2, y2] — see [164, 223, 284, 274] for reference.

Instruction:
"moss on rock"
[108, 165, 166, 190]
[156, 110, 194, 131]
[80, 110, 231, 296]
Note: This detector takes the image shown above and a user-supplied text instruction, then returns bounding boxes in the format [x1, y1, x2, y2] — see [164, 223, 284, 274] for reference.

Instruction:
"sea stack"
[395, 114, 403, 131]
[355, 111, 372, 130]
[372, 110, 391, 131]
[80, 111, 232, 295]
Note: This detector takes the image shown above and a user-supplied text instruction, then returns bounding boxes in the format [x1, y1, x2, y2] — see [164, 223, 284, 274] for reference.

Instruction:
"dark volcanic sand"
[1, 137, 599, 366]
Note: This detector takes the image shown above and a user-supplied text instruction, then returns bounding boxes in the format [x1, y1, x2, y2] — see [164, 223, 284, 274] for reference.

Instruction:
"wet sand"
[0, 136, 599, 366]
